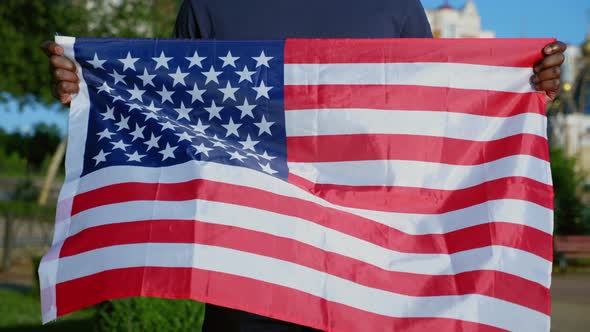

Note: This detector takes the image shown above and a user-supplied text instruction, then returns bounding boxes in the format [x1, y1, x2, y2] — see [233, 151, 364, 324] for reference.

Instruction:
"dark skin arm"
[41, 40, 567, 104]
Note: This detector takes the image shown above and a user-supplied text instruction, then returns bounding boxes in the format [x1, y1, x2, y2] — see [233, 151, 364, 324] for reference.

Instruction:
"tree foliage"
[0, 0, 179, 107]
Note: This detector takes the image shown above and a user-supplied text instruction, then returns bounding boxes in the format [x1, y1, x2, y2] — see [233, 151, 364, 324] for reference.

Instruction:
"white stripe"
[284, 63, 535, 93]
[285, 108, 546, 140]
[62, 160, 553, 235]
[67, 199, 551, 286]
[288, 155, 551, 189]
[53, 243, 549, 331]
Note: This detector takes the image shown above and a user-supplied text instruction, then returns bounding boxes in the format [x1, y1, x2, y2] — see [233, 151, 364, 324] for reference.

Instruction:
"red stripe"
[284, 38, 553, 67]
[287, 133, 549, 164]
[70, 180, 551, 259]
[288, 175, 554, 213]
[284, 85, 545, 116]
[58, 220, 550, 314]
[56, 267, 509, 331]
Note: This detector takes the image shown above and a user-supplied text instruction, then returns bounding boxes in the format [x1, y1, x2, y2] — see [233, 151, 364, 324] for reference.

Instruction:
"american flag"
[39, 36, 555, 331]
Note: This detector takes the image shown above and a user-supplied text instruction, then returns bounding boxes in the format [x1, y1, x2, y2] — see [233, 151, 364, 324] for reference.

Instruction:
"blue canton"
[75, 39, 287, 179]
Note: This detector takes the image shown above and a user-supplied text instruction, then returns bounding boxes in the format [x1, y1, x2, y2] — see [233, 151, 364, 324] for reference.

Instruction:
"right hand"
[41, 41, 79, 105]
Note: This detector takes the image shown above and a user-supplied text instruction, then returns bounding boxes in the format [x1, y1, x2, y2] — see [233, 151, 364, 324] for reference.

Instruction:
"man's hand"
[41, 41, 80, 105]
[532, 41, 567, 101]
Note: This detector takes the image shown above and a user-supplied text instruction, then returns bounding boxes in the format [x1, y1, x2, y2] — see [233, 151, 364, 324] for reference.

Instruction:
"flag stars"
[144, 133, 161, 151]
[238, 134, 259, 152]
[152, 51, 173, 70]
[254, 115, 274, 136]
[169, 67, 189, 87]
[252, 51, 273, 68]
[186, 83, 206, 103]
[193, 143, 213, 157]
[96, 128, 115, 141]
[202, 66, 222, 85]
[92, 149, 110, 166]
[97, 81, 114, 94]
[235, 65, 256, 83]
[175, 131, 193, 143]
[252, 81, 272, 100]
[129, 124, 145, 141]
[115, 115, 130, 131]
[159, 143, 177, 160]
[204, 100, 223, 120]
[190, 119, 209, 134]
[88, 53, 106, 69]
[126, 151, 146, 162]
[219, 50, 239, 68]
[186, 50, 206, 68]
[174, 101, 192, 121]
[108, 69, 127, 85]
[260, 151, 275, 161]
[118, 52, 139, 72]
[111, 139, 130, 151]
[258, 162, 278, 175]
[156, 85, 175, 104]
[236, 99, 256, 119]
[100, 106, 116, 121]
[222, 117, 242, 138]
[219, 81, 239, 102]
[227, 150, 247, 162]
[137, 68, 156, 87]
[160, 121, 176, 132]
[128, 84, 145, 101]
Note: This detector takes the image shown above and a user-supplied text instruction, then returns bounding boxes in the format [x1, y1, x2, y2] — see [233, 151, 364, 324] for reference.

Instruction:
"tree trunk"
[38, 137, 67, 206]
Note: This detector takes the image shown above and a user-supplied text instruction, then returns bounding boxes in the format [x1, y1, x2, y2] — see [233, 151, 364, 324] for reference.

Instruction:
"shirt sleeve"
[174, 0, 203, 39]
[400, 0, 433, 38]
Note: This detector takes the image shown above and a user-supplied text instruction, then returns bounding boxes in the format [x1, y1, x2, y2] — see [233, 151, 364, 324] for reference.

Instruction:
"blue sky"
[3, 0, 589, 135]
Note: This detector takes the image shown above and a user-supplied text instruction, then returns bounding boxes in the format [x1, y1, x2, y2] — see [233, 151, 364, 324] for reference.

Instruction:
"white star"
[144, 133, 161, 151]
[129, 124, 145, 141]
[254, 115, 274, 135]
[175, 131, 193, 143]
[169, 67, 189, 87]
[156, 85, 175, 104]
[202, 66, 222, 85]
[190, 119, 209, 134]
[100, 106, 116, 121]
[222, 117, 242, 138]
[118, 52, 139, 72]
[92, 149, 110, 166]
[227, 150, 247, 162]
[159, 143, 177, 160]
[186, 50, 206, 68]
[235, 65, 256, 83]
[160, 121, 176, 132]
[236, 99, 256, 119]
[128, 84, 145, 101]
[212, 135, 228, 148]
[112, 95, 125, 103]
[152, 51, 172, 69]
[186, 83, 206, 103]
[219, 82, 239, 102]
[252, 51, 273, 68]
[142, 102, 161, 121]
[88, 53, 106, 69]
[174, 101, 192, 121]
[219, 50, 239, 68]
[193, 143, 213, 157]
[144, 101, 161, 113]
[111, 139, 130, 151]
[204, 100, 223, 120]
[126, 151, 146, 162]
[115, 115, 130, 131]
[259, 162, 278, 175]
[246, 152, 260, 160]
[108, 69, 126, 85]
[97, 81, 113, 94]
[96, 128, 115, 141]
[138, 68, 156, 87]
[252, 81, 272, 100]
[126, 102, 142, 112]
[260, 150, 276, 161]
[238, 134, 259, 152]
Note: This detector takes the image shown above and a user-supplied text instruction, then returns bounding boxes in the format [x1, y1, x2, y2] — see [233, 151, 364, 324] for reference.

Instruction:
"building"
[425, 0, 495, 39]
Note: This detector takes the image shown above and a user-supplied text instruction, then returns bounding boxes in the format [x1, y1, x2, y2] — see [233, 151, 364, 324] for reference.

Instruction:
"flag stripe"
[52, 243, 549, 331]
[66, 198, 551, 286]
[59, 219, 550, 314]
[62, 161, 554, 235]
[284, 85, 545, 116]
[68, 181, 552, 260]
[55, 266, 510, 332]
[284, 109, 546, 141]
[286, 134, 550, 164]
[289, 174, 553, 213]
[284, 63, 535, 93]
[287, 155, 550, 189]
[284, 38, 550, 68]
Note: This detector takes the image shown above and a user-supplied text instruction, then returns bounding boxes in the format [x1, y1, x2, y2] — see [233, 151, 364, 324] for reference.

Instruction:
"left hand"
[532, 41, 567, 101]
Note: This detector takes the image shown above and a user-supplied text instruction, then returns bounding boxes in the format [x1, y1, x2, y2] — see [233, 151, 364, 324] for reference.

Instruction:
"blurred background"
[0, 0, 589, 331]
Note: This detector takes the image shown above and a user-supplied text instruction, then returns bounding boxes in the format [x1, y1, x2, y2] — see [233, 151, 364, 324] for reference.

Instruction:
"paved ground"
[551, 273, 590, 332]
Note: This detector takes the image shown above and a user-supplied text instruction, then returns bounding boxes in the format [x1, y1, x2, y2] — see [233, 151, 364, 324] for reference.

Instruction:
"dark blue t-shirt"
[174, 0, 432, 39]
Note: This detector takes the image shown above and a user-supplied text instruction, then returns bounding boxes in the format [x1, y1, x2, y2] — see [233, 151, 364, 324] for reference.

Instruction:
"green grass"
[0, 288, 94, 331]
